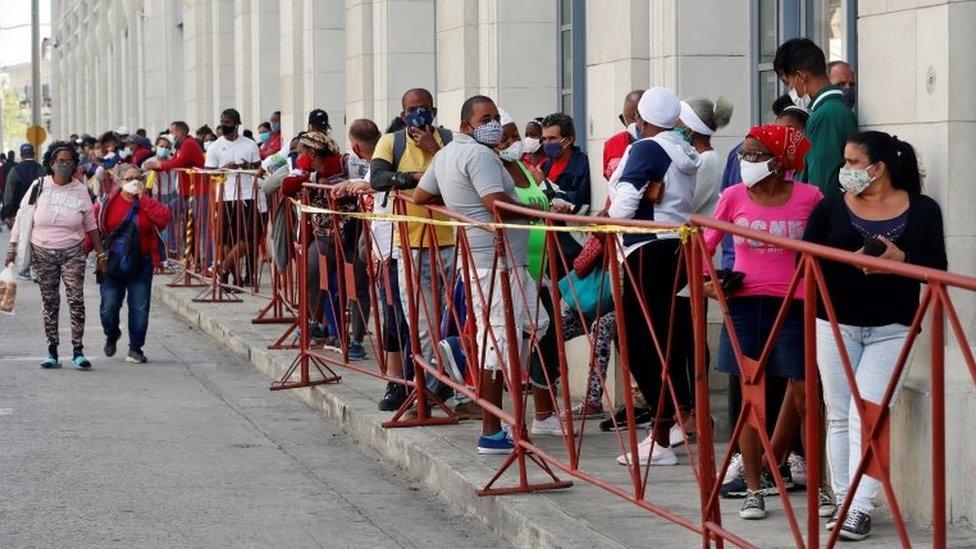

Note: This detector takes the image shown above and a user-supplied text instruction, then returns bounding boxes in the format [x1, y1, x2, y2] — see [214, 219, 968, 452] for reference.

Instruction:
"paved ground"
[0, 259, 509, 548]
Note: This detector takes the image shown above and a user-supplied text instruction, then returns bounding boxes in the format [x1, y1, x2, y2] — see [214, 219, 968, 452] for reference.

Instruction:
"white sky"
[0, 0, 51, 67]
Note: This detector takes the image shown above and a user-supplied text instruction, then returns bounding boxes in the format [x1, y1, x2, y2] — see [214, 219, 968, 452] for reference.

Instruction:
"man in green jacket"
[774, 38, 857, 196]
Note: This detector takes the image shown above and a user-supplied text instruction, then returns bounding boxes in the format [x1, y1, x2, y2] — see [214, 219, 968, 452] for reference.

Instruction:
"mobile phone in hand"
[95, 270, 104, 284]
[863, 236, 886, 257]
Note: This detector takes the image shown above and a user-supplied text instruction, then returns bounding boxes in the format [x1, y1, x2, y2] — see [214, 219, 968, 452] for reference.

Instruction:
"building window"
[751, 0, 857, 123]
[558, 0, 586, 148]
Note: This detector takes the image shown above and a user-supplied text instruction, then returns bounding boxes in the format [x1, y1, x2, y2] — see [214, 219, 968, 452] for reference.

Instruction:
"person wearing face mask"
[205, 108, 263, 288]
[606, 87, 700, 468]
[701, 125, 821, 521]
[802, 132, 945, 541]
[94, 167, 171, 364]
[677, 97, 734, 217]
[5, 142, 108, 369]
[414, 95, 554, 454]
[369, 88, 459, 409]
[774, 38, 856, 196]
[603, 90, 645, 180]
[521, 119, 546, 169]
[539, 113, 590, 215]
[259, 111, 283, 160]
[125, 135, 153, 168]
[828, 61, 857, 110]
[256, 122, 272, 145]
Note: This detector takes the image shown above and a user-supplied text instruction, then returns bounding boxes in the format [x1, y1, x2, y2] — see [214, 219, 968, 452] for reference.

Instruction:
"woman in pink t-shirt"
[5, 142, 108, 369]
[702, 124, 821, 520]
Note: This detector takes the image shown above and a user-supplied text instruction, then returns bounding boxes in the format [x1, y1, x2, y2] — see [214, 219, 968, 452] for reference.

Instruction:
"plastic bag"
[0, 264, 18, 315]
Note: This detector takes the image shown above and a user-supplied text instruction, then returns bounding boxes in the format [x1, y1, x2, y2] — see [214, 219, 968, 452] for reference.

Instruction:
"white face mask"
[789, 77, 811, 110]
[740, 159, 773, 188]
[522, 136, 541, 154]
[122, 180, 143, 195]
[498, 140, 524, 162]
[627, 122, 641, 140]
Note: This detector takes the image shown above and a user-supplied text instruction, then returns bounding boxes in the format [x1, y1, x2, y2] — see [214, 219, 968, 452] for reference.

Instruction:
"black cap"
[20, 143, 35, 157]
[307, 109, 330, 128]
[221, 108, 242, 125]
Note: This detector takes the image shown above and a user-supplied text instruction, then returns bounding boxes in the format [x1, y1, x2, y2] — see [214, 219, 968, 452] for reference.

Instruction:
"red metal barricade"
[263, 184, 974, 547]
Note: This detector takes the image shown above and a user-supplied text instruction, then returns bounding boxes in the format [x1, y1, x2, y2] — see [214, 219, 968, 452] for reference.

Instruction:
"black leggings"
[622, 239, 694, 423]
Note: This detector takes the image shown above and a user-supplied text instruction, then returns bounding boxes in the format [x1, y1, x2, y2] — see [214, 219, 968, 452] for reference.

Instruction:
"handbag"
[558, 267, 614, 321]
[14, 178, 44, 273]
[573, 234, 605, 277]
[104, 200, 142, 278]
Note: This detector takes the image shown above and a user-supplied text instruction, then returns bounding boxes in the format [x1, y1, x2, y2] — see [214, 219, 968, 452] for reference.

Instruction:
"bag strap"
[27, 177, 44, 205]
[391, 129, 407, 170]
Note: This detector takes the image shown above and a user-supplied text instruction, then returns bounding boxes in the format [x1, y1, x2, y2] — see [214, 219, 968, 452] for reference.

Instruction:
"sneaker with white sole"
[437, 336, 467, 384]
[788, 452, 807, 487]
[570, 401, 606, 419]
[838, 509, 872, 541]
[530, 414, 574, 437]
[739, 490, 767, 520]
[477, 429, 515, 454]
[616, 433, 678, 467]
[721, 452, 744, 481]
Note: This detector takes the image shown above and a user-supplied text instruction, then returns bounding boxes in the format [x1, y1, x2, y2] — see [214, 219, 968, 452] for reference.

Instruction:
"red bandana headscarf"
[746, 124, 811, 173]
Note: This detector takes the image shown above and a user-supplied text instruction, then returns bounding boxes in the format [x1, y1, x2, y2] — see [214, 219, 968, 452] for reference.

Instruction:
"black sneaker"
[378, 382, 406, 412]
[720, 470, 748, 498]
[599, 406, 653, 432]
[126, 349, 148, 364]
[739, 490, 766, 520]
[721, 467, 793, 499]
[432, 382, 454, 404]
[104, 337, 118, 358]
[838, 509, 872, 541]
[759, 466, 795, 496]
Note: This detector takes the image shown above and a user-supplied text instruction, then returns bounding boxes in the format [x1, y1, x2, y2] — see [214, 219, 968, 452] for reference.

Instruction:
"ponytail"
[848, 131, 922, 194]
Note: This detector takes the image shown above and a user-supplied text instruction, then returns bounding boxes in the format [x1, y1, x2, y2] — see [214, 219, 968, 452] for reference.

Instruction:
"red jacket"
[132, 145, 153, 168]
[259, 132, 282, 160]
[157, 139, 206, 197]
[602, 130, 634, 181]
[95, 189, 172, 267]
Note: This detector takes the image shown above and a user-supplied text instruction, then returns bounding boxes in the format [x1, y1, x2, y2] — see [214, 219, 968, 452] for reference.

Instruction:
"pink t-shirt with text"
[11, 176, 97, 250]
[704, 182, 823, 299]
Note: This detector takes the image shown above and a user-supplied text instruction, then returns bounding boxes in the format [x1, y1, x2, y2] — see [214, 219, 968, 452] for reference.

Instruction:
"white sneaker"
[721, 452, 744, 481]
[616, 433, 678, 466]
[788, 452, 807, 487]
[530, 414, 574, 437]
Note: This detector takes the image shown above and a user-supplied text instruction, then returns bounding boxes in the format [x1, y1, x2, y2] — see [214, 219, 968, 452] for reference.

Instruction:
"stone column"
[250, 0, 280, 127]
[183, 0, 215, 127]
[435, 0, 479, 127]
[859, 1, 976, 526]
[370, 0, 436, 130]
[345, 0, 374, 121]
[211, 0, 237, 121]
[302, 0, 345, 145]
[279, 0, 304, 139]
[234, 0, 254, 125]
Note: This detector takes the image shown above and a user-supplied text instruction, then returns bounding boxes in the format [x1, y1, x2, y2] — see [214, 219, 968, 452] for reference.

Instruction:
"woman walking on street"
[5, 141, 108, 369]
[95, 166, 171, 363]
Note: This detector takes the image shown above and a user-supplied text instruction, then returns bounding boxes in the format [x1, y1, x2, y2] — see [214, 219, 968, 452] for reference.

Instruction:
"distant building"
[0, 38, 52, 153]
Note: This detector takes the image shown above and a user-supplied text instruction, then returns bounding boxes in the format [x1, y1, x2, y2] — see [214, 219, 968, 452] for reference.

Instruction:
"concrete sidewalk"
[154, 280, 974, 548]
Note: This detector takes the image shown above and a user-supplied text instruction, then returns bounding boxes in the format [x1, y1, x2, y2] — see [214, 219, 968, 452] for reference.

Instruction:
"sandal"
[71, 355, 92, 370]
[40, 357, 61, 369]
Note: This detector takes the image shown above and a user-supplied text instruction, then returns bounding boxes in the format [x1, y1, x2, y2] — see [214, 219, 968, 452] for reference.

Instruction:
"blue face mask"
[405, 107, 435, 129]
[270, 121, 281, 133]
[259, 131, 271, 143]
[543, 141, 566, 159]
[472, 120, 502, 146]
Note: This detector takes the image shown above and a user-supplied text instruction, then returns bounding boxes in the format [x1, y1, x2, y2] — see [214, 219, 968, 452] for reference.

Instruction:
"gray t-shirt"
[418, 133, 528, 269]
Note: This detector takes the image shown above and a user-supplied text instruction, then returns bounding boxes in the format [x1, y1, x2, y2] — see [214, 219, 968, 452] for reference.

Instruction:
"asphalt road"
[0, 247, 508, 548]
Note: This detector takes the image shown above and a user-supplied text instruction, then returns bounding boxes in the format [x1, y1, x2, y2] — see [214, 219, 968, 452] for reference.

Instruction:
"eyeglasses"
[738, 151, 774, 162]
[52, 159, 74, 167]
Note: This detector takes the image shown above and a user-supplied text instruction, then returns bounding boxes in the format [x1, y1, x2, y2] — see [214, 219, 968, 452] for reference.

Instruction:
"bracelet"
[95, 252, 107, 260]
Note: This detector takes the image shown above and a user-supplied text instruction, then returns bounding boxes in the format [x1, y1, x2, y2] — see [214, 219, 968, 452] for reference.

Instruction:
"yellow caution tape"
[290, 199, 696, 237]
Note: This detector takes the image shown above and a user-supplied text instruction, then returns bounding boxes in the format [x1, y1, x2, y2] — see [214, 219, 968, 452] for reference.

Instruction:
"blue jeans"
[817, 319, 911, 515]
[100, 258, 154, 352]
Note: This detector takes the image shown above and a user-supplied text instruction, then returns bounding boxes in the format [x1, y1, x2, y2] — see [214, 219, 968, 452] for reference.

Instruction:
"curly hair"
[41, 140, 81, 175]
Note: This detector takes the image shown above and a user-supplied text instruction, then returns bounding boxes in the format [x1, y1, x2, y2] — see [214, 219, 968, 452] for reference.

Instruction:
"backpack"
[391, 127, 453, 170]
[104, 200, 142, 278]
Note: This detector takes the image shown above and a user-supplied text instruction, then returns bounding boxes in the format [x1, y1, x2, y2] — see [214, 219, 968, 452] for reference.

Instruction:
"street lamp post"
[31, 0, 41, 128]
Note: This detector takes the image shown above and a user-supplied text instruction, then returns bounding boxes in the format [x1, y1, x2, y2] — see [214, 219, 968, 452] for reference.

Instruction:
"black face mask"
[220, 124, 238, 136]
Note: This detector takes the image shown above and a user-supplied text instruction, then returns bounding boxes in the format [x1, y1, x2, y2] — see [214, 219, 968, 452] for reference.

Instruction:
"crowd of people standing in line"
[0, 37, 946, 543]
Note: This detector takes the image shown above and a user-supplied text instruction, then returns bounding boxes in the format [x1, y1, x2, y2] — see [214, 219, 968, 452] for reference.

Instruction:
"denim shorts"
[717, 296, 805, 380]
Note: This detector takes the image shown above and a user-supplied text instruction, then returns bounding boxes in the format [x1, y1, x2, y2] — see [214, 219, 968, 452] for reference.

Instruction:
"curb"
[154, 283, 625, 549]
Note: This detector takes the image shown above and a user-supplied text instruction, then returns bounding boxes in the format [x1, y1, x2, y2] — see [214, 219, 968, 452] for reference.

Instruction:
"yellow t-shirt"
[373, 130, 457, 248]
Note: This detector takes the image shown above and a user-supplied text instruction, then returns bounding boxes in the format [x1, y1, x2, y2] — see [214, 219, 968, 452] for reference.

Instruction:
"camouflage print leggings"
[31, 243, 87, 350]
